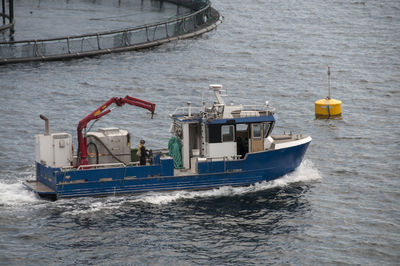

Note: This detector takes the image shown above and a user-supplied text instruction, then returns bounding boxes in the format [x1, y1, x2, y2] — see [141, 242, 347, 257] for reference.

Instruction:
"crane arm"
[76, 96, 155, 167]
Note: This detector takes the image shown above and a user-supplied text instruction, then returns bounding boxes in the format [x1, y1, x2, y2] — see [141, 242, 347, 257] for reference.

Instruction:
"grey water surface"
[0, 0, 399, 265]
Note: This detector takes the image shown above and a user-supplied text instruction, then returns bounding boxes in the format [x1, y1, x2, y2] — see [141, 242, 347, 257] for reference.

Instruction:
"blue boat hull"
[25, 141, 310, 199]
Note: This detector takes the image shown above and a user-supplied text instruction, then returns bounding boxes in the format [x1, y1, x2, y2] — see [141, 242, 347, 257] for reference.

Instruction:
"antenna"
[327, 66, 331, 99]
[201, 86, 205, 108]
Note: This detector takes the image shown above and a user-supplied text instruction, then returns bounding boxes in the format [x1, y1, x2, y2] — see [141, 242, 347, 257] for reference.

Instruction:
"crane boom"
[76, 96, 155, 167]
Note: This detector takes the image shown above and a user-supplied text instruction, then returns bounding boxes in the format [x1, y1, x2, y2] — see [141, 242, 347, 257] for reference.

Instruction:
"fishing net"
[168, 136, 183, 169]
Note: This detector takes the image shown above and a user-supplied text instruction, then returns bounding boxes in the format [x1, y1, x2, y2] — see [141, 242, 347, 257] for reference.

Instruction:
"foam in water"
[61, 198, 127, 216]
[0, 181, 40, 207]
[61, 160, 321, 215]
[131, 159, 322, 205]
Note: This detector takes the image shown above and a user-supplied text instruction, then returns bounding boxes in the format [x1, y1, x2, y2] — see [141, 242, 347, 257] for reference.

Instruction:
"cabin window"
[221, 125, 235, 142]
[208, 124, 221, 143]
[236, 123, 249, 158]
[252, 124, 262, 139]
[236, 123, 248, 132]
[269, 122, 275, 136]
[263, 123, 271, 138]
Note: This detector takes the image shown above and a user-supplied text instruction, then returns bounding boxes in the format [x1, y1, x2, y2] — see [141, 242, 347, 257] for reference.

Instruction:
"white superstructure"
[35, 133, 73, 168]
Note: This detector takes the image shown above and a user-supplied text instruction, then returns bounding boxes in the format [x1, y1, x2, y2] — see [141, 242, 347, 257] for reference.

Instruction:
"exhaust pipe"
[39, 114, 50, 135]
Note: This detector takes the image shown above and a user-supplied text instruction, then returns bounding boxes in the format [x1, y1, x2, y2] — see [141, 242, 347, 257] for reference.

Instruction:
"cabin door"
[251, 123, 264, 152]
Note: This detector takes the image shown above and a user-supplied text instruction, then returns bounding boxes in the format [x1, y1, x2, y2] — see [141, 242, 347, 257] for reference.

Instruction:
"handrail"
[170, 104, 275, 117]
[241, 104, 276, 113]
[170, 106, 203, 116]
[76, 162, 126, 170]
[200, 155, 241, 162]
[0, 2, 211, 45]
[0, 0, 221, 64]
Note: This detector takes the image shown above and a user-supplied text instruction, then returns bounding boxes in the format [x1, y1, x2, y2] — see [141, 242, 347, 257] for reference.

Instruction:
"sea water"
[0, 0, 399, 264]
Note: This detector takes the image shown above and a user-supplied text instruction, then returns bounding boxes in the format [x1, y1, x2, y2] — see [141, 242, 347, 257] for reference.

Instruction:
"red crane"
[76, 96, 155, 167]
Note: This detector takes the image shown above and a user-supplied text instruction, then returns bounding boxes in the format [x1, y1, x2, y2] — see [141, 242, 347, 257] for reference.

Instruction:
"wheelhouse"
[169, 84, 276, 171]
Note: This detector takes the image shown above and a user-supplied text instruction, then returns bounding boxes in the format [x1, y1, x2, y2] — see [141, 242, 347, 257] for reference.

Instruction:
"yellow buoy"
[315, 98, 342, 118]
[315, 66, 342, 118]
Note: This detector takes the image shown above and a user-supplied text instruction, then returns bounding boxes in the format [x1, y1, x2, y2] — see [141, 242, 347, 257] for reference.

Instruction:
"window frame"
[221, 124, 235, 142]
[263, 122, 271, 138]
[251, 123, 262, 139]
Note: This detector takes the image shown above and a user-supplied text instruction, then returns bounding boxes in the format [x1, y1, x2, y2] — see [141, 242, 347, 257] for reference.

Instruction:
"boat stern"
[23, 179, 57, 200]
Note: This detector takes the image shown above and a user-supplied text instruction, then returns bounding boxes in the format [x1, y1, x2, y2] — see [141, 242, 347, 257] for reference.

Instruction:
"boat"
[23, 85, 312, 199]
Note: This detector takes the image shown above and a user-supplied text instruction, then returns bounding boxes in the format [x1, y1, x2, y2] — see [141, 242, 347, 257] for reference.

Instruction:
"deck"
[272, 134, 309, 144]
[24, 180, 55, 193]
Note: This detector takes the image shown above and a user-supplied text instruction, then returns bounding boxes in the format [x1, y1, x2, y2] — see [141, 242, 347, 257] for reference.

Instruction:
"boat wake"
[61, 160, 321, 216]
[130, 159, 322, 205]
[0, 180, 40, 207]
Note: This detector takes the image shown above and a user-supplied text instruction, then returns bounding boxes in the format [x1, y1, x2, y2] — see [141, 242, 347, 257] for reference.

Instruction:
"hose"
[87, 142, 99, 164]
[87, 134, 126, 164]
